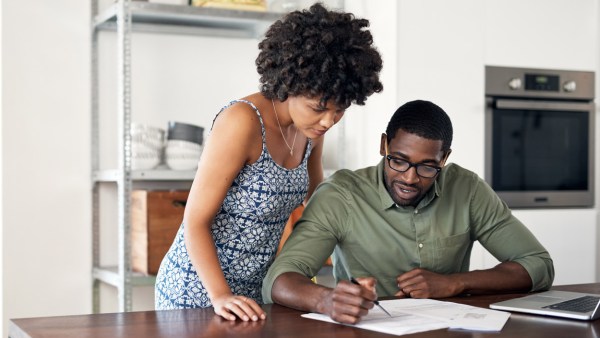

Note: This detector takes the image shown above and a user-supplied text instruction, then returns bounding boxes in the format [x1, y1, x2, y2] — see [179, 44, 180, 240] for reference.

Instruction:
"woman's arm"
[183, 102, 265, 321]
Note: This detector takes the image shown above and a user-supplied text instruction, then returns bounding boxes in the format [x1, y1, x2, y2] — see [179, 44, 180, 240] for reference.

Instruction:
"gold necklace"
[271, 99, 298, 156]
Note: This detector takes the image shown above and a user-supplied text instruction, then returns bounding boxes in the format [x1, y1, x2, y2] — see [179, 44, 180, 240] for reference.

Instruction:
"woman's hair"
[256, 3, 383, 109]
[386, 100, 453, 153]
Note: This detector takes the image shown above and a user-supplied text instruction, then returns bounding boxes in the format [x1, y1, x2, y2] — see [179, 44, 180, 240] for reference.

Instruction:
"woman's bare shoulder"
[212, 99, 264, 139]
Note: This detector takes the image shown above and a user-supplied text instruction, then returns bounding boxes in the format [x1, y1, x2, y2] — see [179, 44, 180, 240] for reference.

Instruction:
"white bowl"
[165, 140, 203, 166]
[165, 139, 202, 152]
[132, 156, 160, 170]
[166, 157, 199, 170]
[165, 147, 202, 158]
[131, 123, 165, 151]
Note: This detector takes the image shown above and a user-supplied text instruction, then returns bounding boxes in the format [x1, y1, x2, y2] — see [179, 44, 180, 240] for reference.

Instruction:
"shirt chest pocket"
[432, 231, 472, 274]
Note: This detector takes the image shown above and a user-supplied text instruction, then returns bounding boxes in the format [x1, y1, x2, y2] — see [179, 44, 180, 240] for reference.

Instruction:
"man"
[261, 100, 554, 324]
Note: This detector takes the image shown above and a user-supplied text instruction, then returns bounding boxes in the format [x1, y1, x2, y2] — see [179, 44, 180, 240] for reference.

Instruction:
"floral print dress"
[155, 100, 311, 309]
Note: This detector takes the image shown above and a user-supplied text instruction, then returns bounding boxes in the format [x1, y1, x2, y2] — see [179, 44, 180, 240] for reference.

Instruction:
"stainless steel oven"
[485, 66, 595, 208]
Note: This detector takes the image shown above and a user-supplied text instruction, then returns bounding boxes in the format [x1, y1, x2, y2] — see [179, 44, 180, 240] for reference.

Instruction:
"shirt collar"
[377, 158, 443, 210]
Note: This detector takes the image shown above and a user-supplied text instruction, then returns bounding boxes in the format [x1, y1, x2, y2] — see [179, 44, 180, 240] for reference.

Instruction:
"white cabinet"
[470, 209, 598, 285]
[512, 209, 598, 285]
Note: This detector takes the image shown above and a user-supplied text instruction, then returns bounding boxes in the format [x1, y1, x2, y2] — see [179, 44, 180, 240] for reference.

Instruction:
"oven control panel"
[486, 65, 594, 100]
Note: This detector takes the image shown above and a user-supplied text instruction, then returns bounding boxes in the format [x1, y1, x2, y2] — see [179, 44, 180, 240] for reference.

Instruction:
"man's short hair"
[385, 100, 453, 153]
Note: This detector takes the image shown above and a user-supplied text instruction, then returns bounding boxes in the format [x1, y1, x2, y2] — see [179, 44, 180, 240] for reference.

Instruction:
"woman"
[155, 3, 383, 322]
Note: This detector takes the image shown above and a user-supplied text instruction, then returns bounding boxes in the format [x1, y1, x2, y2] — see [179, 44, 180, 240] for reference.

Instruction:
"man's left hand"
[394, 268, 464, 299]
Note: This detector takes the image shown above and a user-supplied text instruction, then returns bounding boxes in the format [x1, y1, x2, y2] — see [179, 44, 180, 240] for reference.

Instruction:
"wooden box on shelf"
[131, 190, 189, 275]
[190, 0, 267, 11]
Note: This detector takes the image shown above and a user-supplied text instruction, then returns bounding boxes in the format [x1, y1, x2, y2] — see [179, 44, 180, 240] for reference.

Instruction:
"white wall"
[1, 0, 599, 336]
[335, 0, 400, 170]
[2, 1, 91, 337]
[0, 0, 4, 333]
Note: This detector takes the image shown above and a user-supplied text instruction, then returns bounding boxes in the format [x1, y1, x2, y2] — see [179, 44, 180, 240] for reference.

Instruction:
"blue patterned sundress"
[155, 99, 312, 309]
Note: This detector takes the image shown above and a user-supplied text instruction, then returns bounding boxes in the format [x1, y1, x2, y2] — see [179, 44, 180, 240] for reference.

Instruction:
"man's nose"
[401, 166, 420, 185]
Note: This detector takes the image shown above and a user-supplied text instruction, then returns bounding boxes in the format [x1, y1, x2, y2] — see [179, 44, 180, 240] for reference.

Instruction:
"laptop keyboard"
[542, 296, 600, 313]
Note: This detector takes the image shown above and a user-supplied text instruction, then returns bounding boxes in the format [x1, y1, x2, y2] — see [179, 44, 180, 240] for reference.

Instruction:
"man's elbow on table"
[265, 272, 329, 313]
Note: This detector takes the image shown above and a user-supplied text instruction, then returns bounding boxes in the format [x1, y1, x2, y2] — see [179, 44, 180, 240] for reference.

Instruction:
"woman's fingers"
[216, 296, 266, 321]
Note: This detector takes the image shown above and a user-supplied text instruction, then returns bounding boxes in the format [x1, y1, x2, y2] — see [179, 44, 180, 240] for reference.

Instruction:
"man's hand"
[395, 268, 464, 299]
[316, 277, 378, 324]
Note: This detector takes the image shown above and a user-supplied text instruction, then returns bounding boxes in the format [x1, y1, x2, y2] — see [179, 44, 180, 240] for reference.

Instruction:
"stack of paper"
[301, 298, 510, 336]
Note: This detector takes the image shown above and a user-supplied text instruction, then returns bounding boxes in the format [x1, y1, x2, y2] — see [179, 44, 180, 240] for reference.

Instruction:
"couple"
[154, 3, 554, 325]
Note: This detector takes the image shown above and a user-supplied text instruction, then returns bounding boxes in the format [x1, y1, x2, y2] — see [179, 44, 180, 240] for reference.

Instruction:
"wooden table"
[9, 283, 600, 338]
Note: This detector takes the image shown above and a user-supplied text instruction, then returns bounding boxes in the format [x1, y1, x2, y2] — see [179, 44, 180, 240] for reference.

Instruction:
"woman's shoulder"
[213, 96, 265, 136]
[206, 98, 267, 164]
[217, 98, 261, 121]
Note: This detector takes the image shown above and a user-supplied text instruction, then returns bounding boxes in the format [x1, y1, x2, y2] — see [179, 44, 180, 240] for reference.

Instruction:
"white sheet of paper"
[302, 311, 449, 336]
[301, 298, 511, 336]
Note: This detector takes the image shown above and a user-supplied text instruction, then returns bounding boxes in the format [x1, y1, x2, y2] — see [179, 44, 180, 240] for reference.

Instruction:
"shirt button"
[414, 209, 419, 214]
[418, 243, 424, 248]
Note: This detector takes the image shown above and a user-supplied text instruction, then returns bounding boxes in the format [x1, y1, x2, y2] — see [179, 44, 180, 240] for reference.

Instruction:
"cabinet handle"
[172, 200, 187, 208]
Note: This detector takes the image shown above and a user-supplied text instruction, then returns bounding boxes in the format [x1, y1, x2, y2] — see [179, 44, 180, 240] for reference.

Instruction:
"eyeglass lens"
[388, 157, 439, 178]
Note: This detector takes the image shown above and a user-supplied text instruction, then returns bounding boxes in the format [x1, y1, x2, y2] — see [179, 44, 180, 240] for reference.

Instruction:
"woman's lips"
[312, 128, 328, 137]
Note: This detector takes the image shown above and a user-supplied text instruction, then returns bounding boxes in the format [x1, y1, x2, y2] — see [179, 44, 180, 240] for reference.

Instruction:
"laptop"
[490, 290, 600, 320]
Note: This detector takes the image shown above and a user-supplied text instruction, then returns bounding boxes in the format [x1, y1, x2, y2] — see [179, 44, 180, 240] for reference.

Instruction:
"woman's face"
[287, 96, 345, 139]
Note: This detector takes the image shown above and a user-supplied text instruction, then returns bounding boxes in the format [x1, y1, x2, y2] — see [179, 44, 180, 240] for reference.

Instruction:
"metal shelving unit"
[90, 0, 282, 313]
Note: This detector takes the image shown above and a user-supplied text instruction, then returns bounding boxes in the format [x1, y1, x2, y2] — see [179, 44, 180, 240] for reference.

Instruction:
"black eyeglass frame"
[384, 155, 442, 178]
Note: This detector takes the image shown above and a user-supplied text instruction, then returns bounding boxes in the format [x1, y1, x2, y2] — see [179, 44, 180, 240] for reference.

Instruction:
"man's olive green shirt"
[262, 161, 554, 302]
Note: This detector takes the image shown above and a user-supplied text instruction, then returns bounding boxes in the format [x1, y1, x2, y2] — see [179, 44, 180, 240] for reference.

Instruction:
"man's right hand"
[316, 277, 378, 324]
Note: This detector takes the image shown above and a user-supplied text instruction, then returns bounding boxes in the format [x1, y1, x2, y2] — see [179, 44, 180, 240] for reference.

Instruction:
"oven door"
[485, 98, 595, 208]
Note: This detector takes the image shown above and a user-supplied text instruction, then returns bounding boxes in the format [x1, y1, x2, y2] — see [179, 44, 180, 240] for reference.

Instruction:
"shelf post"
[91, 0, 101, 314]
[116, 0, 134, 312]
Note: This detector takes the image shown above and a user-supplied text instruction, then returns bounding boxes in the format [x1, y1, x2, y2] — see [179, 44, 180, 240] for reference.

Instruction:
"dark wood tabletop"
[9, 283, 600, 338]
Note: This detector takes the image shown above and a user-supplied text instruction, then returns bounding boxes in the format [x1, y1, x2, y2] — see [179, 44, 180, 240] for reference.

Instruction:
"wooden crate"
[131, 190, 189, 275]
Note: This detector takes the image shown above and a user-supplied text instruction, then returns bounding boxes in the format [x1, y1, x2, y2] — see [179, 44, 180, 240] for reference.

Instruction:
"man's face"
[379, 130, 449, 207]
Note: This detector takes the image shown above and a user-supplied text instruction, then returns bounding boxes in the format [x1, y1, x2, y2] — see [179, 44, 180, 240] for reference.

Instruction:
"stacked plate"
[131, 123, 165, 170]
[165, 121, 204, 170]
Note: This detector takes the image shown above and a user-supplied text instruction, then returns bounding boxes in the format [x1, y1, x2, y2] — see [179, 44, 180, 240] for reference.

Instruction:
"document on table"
[301, 298, 511, 336]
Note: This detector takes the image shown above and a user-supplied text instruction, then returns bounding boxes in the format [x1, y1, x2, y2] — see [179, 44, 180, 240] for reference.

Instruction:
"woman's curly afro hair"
[256, 3, 383, 109]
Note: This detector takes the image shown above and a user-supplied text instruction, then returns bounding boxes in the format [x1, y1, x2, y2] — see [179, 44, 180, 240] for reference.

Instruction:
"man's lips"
[392, 182, 419, 200]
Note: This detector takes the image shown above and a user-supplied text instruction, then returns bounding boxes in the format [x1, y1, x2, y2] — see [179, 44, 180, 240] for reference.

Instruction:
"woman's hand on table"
[212, 294, 267, 321]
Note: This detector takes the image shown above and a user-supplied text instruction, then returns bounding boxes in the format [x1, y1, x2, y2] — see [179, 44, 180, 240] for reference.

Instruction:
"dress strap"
[211, 99, 266, 144]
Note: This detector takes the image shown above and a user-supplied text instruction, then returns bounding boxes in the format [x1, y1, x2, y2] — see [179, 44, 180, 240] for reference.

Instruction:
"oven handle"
[495, 99, 593, 112]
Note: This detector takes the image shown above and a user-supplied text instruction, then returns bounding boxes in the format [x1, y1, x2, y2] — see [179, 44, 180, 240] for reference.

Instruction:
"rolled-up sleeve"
[470, 177, 555, 291]
[262, 183, 347, 303]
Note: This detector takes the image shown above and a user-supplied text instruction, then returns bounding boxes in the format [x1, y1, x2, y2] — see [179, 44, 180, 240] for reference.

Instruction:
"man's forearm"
[271, 272, 332, 313]
[460, 261, 532, 294]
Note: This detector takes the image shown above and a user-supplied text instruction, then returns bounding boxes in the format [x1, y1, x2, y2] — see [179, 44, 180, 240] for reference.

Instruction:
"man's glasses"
[385, 155, 441, 178]
[384, 142, 441, 178]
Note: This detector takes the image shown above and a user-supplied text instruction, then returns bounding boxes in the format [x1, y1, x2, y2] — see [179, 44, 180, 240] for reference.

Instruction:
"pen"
[350, 277, 393, 317]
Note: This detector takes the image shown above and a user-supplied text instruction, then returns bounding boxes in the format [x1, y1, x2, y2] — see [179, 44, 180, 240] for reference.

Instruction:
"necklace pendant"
[272, 98, 298, 158]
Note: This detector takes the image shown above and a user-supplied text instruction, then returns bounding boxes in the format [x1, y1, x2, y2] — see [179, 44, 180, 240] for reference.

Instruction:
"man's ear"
[380, 133, 387, 156]
[441, 149, 452, 166]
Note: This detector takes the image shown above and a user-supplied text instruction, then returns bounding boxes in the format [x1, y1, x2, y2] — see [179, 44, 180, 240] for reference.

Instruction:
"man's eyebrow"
[389, 150, 440, 164]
